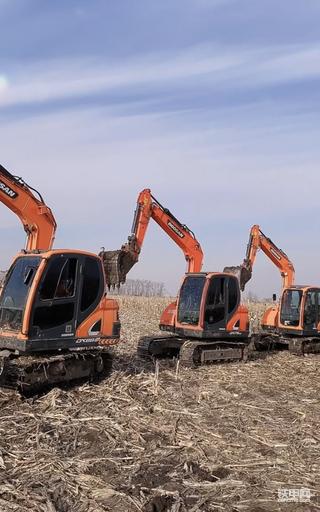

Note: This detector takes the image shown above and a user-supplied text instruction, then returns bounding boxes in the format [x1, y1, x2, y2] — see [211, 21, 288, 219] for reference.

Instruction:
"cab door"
[29, 254, 81, 340]
[303, 289, 320, 333]
[204, 275, 239, 331]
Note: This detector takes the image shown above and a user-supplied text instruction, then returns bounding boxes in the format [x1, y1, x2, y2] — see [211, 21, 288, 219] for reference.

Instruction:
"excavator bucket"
[223, 264, 252, 291]
[100, 248, 138, 289]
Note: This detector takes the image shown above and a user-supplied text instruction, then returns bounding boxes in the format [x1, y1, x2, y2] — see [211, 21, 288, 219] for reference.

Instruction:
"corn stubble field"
[0, 297, 319, 512]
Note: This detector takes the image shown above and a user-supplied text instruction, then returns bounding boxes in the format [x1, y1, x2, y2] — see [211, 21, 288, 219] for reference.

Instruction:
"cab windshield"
[280, 289, 302, 327]
[0, 256, 41, 331]
[177, 276, 206, 325]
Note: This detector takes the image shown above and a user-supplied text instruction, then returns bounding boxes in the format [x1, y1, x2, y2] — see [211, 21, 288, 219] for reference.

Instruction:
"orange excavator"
[0, 164, 120, 393]
[108, 189, 250, 366]
[231, 225, 320, 355]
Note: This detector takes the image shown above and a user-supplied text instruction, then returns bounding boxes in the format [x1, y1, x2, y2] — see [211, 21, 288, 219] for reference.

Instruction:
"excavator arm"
[0, 164, 56, 251]
[101, 188, 204, 288]
[224, 224, 295, 291]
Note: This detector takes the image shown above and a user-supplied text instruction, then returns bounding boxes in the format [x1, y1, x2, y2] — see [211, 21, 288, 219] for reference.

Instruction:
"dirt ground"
[0, 297, 319, 512]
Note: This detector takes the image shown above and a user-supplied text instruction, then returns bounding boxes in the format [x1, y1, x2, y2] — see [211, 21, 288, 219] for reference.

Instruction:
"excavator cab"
[174, 273, 249, 338]
[0, 250, 120, 393]
[160, 273, 249, 339]
[279, 287, 320, 336]
[0, 250, 120, 351]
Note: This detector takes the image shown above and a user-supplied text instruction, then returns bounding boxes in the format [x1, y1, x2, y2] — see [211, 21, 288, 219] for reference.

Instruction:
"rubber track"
[179, 340, 249, 367]
[138, 335, 249, 367]
[0, 350, 113, 395]
[179, 341, 200, 368]
[288, 338, 320, 355]
[137, 336, 155, 359]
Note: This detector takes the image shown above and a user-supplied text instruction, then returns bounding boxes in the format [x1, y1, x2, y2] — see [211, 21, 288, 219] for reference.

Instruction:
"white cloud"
[244, 45, 320, 87]
[0, 47, 241, 107]
[1, 42, 320, 109]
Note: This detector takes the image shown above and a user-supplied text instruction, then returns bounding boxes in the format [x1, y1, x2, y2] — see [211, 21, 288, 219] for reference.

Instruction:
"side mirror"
[272, 293, 277, 302]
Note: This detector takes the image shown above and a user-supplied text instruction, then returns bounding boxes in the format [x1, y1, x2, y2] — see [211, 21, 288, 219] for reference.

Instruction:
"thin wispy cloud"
[0, 47, 241, 108]
[1, 43, 320, 111]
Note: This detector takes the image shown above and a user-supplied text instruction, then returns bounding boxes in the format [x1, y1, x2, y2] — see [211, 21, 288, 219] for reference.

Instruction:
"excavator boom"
[224, 224, 295, 291]
[0, 164, 57, 251]
[101, 189, 204, 288]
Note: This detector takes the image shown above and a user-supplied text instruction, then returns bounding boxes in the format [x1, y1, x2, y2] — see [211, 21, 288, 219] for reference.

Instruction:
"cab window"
[280, 289, 302, 326]
[205, 277, 226, 323]
[80, 257, 101, 312]
[177, 276, 206, 325]
[228, 277, 238, 313]
[0, 256, 41, 331]
[40, 257, 77, 300]
[32, 256, 78, 332]
[304, 291, 318, 328]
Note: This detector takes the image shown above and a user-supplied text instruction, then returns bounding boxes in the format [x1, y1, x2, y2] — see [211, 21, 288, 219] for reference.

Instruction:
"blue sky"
[0, 0, 319, 296]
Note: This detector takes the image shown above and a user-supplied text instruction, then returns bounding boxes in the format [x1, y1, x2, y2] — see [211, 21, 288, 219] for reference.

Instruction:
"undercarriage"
[0, 349, 113, 395]
[251, 332, 320, 355]
[138, 329, 320, 367]
[137, 335, 250, 367]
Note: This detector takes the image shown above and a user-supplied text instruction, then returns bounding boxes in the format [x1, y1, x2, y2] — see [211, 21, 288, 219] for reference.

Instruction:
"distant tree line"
[244, 291, 275, 303]
[109, 279, 166, 297]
